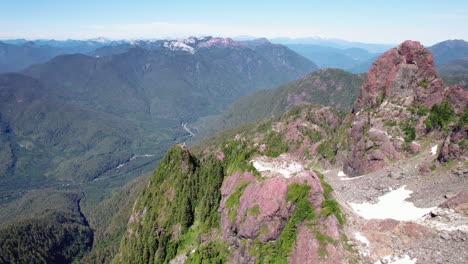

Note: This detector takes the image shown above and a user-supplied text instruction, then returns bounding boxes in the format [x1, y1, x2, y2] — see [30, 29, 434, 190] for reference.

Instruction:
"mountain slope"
[195, 68, 364, 138]
[0, 73, 142, 195]
[437, 58, 468, 75]
[0, 189, 93, 263]
[116, 105, 353, 263]
[429, 39, 468, 65]
[0, 37, 318, 263]
[0, 40, 117, 73]
[112, 40, 468, 264]
[25, 37, 317, 120]
[286, 44, 379, 72]
[0, 41, 66, 73]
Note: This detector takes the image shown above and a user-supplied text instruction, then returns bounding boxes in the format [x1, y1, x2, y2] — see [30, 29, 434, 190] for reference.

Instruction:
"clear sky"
[1, 0, 467, 45]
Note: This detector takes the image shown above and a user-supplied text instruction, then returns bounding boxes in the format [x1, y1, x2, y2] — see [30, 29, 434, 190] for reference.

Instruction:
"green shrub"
[424, 101, 455, 130]
[263, 131, 289, 157]
[418, 79, 429, 88]
[459, 139, 466, 150]
[315, 231, 334, 257]
[248, 204, 260, 216]
[225, 182, 249, 222]
[317, 141, 336, 162]
[299, 126, 322, 142]
[185, 241, 228, 264]
[320, 199, 343, 225]
[400, 121, 416, 142]
[458, 108, 468, 128]
[383, 120, 397, 127]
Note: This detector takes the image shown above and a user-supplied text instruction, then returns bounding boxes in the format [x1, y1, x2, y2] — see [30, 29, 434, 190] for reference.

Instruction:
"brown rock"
[440, 190, 468, 214]
[409, 142, 420, 154]
[418, 163, 430, 175]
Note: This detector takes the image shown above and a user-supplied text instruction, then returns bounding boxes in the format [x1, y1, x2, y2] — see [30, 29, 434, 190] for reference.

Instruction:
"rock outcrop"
[219, 167, 349, 263]
[344, 40, 468, 176]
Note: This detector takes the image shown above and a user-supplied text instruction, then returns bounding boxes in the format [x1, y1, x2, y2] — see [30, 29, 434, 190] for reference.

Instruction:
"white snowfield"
[431, 145, 438, 155]
[374, 254, 417, 264]
[337, 170, 364, 181]
[163, 40, 195, 54]
[349, 185, 436, 221]
[251, 155, 303, 178]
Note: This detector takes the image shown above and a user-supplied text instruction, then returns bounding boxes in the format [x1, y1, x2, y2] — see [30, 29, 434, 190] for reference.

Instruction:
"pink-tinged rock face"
[237, 177, 290, 241]
[218, 166, 351, 262]
[289, 225, 320, 264]
[290, 216, 348, 264]
[344, 40, 468, 176]
[219, 171, 256, 240]
[354, 40, 439, 111]
[440, 190, 468, 213]
[445, 85, 468, 111]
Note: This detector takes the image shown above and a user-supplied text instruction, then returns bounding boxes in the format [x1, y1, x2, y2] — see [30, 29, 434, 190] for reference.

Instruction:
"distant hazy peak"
[125, 36, 275, 54]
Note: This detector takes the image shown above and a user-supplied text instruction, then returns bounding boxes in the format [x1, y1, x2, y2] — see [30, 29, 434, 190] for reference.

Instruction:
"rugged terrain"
[114, 40, 467, 264]
[194, 68, 364, 139]
[1, 38, 467, 263]
[0, 37, 318, 263]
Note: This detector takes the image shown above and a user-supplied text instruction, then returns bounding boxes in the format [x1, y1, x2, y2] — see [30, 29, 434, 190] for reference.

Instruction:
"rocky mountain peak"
[344, 40, 467, 177]
[354, 40, 441, 111]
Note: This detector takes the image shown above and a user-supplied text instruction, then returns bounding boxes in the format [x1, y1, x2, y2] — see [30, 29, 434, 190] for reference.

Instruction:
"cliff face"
[115, 105, 353, 264]
[218, 169, 347, 264]
[345, 41, 467, 176]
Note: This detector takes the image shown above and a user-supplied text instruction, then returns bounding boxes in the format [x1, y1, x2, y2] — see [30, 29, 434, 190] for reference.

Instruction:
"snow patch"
[251, 155, 303, 178]
[163, 40, 195, 54]
[349, 186, 436, 221]
[354, 232, 370, 246]
[374, 255, 417, 264]
[338, 170, 365, 181]
[340, 175, 364, 181]
[431, 145, 438, 155]
[354, 232, 370, 256]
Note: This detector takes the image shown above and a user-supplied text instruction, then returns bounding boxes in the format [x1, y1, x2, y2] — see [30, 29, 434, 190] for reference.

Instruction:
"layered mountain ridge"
[114, 40, 467, 263]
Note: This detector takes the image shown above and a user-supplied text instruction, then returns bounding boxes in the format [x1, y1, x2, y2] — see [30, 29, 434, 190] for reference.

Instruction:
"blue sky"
[1, 0, 467, 45]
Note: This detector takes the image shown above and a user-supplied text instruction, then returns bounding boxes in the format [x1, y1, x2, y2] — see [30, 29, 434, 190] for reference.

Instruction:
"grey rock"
[440, 232, 451, 240]
[444, 193, 455, 199]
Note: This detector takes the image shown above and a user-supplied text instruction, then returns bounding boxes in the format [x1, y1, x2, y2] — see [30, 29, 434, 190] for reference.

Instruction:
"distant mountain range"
[284, 44, 379, 73]
[0, 39, 127, 72]
[0, 36, 316, 200]
[2, 37, 468, 75]
[269, 37, 395, 53]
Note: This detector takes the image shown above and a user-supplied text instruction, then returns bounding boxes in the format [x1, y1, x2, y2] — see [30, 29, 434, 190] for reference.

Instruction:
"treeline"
[0, 211, 92, 263]
[115, 145, 226, 264]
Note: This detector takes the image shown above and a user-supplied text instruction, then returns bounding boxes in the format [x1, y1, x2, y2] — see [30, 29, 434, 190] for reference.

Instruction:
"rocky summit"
[345, 40, 467, 177]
